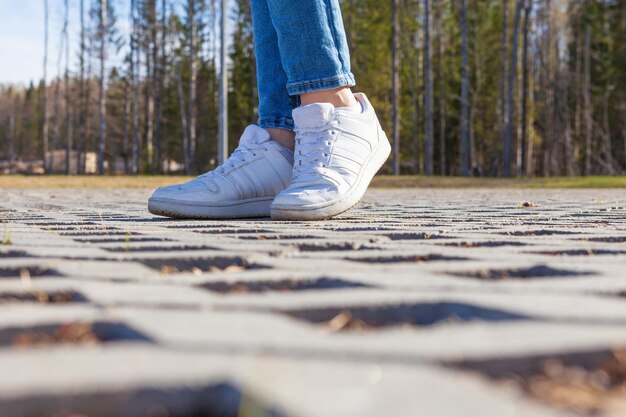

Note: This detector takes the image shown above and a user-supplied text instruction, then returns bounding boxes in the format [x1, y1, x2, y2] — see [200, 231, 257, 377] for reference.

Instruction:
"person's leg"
[300, 86, 357, 107]
[264, 0, 357, 106]
[267, 0, 391, 220]
[147, 0, 297, 219]
[250, 0, 295, 149]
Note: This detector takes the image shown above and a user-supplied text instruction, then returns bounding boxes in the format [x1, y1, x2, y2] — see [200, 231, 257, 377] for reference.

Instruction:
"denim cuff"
[258, 116, 295, 131]
[286, 72, 356, 96]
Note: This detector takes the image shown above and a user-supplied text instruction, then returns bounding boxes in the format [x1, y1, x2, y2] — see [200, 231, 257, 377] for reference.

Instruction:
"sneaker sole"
[270, 136, 391, 221]
[148, 197, 274, 219]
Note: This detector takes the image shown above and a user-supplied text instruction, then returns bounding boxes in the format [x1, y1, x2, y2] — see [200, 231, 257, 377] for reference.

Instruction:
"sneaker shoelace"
[292, 122, 339, 185]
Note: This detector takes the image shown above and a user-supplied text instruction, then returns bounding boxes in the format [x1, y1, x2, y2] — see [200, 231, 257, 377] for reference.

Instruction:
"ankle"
[265, 127, 295, 151]
[300, 87, 357, 108]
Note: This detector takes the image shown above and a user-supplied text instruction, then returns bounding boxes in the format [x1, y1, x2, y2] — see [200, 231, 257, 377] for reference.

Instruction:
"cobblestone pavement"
[0, 188, 625, 417]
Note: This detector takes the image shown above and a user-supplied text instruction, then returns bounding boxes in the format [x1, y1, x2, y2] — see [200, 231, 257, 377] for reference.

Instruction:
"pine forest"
[0, 0, 624, 177]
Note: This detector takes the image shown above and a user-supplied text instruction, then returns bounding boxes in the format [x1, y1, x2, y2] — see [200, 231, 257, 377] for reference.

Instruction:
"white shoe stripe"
[224, 173, 246, 198]
[239, 165, 260, 198]
[332, 142, 368, 163]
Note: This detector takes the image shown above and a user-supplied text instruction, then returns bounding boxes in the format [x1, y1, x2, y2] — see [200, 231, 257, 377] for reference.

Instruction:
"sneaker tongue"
[292, 103, 335, 128]
[240, 125, 270, 145]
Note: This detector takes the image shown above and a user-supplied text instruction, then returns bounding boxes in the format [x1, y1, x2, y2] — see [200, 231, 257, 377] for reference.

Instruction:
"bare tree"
[63, 0, 72, 175]
[154, 0, 167, 172]
[97, 0, 108, 175]
[542, 0, 555, 176]
[123, 70, 130, 173]
[131, 0, 140, 174]
[583, 23, 592, 176]
[423, 0, 433, 175]
[601, 8, 614, 174]
[561, 15, 575, 177]
[574, 12, 582, 169]
[391, 0, 400, 175]
[145, 0, 157, 171]
[218, 0, 228, 165]
[470, 40, 483, 175]
[459, 0, 470, 176]
[78, 0, 87, 174]
[622, 101, 626, 173]
[7, 105, 16, 164]
[602, 87, 614, 174]
[500, 0, 508, 158]
[502, 0, 524, 177]
[42, 0, 49, 172]
[188, 0, 199, 171]
[436, 0, 446, 176]
[178, 61, 191, 174]
[51, 12, 66, 172]
[519, 0, 531, 176]
[85, 29, 95, 173]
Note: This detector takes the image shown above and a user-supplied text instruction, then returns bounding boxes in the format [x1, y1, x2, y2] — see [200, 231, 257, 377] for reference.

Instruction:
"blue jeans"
[251, 0, 356, 131]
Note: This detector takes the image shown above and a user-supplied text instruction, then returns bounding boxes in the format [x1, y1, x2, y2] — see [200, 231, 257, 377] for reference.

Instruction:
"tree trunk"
[560, 40, 574, 176]
[145, 0, 156, 172]
[42, 0, 49, 172]
[583, 24, 592, 176]
[218, 0, 228, 165]
[602, 87, 614, 174]
[177, 61, 191, 175]
[8, 112, 16, 163]
[410, 70, 419, 174]
[436, 0, 446, 176]
[188, 0, 198, 172]
[49, 20, 65, 172]
[154, 0, 166, 173]
[574, 20, 582, 167]
[470, 47, 482, 175]
[520, 0, 531, 176]
[542, 0, 555, 177]
[563, 70, 575, 176]
[63, 0, 71, 175]
[527, 59, 534, 175]
[601, 6, 614, 174]
[423, 0, 433, 175]
[51, 44, 63, 173]
[459, 0, 470, 176]
[502, 0, 523, 177]
[97, 0, 108, 175]
[66, 111, 73, 174]
[391, 0, 400, 175]
[249, 0, 258, 126]
[500, 0, 508, 165]
[131, 0, 140, 175]
[85, 35, 94, 173]
[123, 76, 130, 174]
[78, 0, 86, 174]
[622, 101, 626, 173]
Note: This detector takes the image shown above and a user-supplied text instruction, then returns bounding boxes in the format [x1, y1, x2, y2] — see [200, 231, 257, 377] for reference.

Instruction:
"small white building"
[46, 151, 97, 174]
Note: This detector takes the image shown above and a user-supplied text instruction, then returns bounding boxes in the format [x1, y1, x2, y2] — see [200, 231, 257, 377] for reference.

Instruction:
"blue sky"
[2, 1, 82, 85]
[0, 1, 51, 85]
[0, 0, 230, 86]
[0, 0, 131, 86]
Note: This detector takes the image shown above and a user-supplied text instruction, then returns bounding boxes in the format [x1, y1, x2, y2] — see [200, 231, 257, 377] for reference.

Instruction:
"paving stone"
[0, 187, 624, 416]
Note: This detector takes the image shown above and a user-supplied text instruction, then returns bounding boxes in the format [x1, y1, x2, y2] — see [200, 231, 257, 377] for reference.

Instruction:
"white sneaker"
[148, 125, 293, 219]
[270, 93, 391, 220]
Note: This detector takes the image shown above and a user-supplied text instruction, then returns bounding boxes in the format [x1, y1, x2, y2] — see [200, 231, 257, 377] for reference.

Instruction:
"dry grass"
[0, 175, 193, 189]
[371, 175, 626, 189]
[0, 174, 624, 189]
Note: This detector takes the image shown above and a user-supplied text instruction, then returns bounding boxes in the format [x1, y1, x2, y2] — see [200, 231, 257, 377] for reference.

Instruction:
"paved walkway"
[0, 188, 625, 417]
